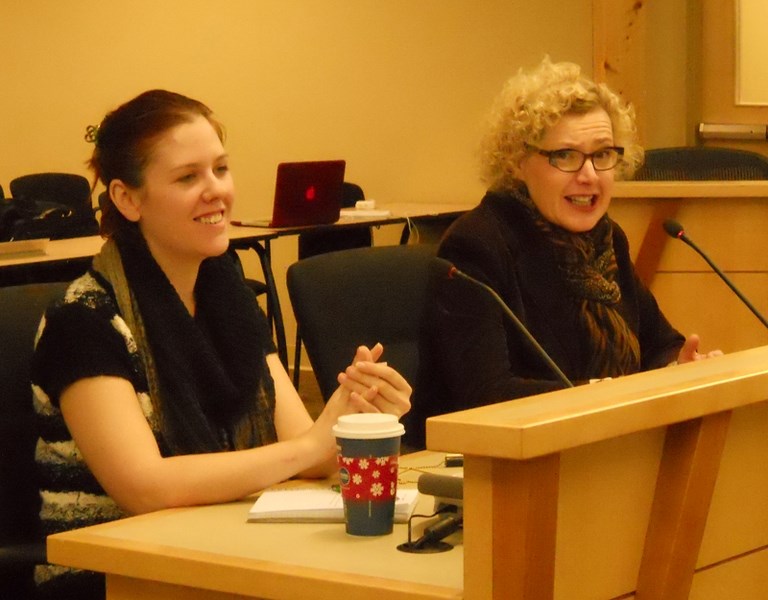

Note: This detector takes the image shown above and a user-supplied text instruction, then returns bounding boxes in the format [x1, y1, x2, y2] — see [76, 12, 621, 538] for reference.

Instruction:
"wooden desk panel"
[427, 346, 768, 599]
[47, 452, 463, 600]
[689, 549, 768, 600]
[651, 272, 768, 353]
[610, 181, 768, 353]
[611, 182, 768, 272]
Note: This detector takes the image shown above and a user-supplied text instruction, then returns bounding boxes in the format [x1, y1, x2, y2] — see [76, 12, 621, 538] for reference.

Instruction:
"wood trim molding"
[637, 412, 732, 597]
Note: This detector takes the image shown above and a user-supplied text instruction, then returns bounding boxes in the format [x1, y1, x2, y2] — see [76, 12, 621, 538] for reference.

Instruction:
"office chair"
[287, 244, 437, 445]
[291, 182, 373, 388]
[634, 146, 768, 180]
[8, 172, 100, 240]
[0, 281, 68, 598]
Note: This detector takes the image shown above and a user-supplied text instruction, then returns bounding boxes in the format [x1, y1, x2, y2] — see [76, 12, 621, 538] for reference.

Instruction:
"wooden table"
[0, 228, 278, 285]
[0, 202, 474, 366]
[0, 202, 474, 278]
[47, 451, 463, 600]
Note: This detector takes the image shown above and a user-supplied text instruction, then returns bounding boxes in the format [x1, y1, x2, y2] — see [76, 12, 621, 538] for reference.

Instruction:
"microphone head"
[431, 257, 457, 279]
[662, 219, 685, 239]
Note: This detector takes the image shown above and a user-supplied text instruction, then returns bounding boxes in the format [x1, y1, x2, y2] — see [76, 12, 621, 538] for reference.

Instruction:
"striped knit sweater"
[30, 267, 276, 595]
[31, 272, 150, 592]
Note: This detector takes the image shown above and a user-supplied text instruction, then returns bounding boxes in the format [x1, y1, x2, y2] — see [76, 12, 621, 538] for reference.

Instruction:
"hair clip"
[84, 124, 99, 144]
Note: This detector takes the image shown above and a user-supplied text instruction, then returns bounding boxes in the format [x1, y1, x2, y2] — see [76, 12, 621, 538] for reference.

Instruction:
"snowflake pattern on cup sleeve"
[337, 454, 399, 502]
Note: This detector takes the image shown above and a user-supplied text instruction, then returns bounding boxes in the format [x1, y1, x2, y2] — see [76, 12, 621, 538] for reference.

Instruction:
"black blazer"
[409, 191, 684, 448]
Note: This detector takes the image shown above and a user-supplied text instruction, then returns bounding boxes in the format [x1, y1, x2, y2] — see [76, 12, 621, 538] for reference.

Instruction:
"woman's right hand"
[304, 344, 386, 460]
[301, 343, 412, 477]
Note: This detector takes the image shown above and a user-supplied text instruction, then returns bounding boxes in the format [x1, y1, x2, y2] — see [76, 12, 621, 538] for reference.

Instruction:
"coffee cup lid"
[333, 413, 405, 439]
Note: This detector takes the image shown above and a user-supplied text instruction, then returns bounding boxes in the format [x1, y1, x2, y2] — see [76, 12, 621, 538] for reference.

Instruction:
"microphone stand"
[664, 220, 768, 330]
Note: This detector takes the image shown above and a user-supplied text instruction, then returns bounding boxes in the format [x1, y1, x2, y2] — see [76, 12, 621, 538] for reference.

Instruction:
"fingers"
[337, 360, 412, 417]
[677, 334, 700, 363]
[352, 343, 384, 364]
[352, 345, 372, 364]
[332, 343, 411, 417]
[676, 334, 723, 364]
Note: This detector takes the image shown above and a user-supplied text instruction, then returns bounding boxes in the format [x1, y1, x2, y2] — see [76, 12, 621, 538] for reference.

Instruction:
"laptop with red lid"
[235, 160, 346, 228]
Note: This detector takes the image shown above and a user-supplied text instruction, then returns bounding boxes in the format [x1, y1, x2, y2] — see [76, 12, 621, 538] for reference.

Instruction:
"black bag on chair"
[4, 172, 100, 241]
[0, 197, 99, 242]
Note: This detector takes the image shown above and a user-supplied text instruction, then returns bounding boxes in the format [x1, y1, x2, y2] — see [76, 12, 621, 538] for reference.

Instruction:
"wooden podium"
[427, 345, 768, 599]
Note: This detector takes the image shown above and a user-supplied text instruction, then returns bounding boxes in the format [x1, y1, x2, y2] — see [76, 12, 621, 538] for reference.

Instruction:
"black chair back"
[634, 146, 768, 180]
[0, 282, 68, 595]
[287, 244, 437, 446]
[292, 182, 373, 387]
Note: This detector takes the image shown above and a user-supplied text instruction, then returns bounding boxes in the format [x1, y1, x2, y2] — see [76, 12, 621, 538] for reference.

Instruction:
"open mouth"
[196, 211, 224, 225]
[566, 195, 596, 208]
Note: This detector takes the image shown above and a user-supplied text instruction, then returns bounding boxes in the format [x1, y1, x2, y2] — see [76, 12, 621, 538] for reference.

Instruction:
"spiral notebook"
[0, 238, 49, 256]
[248, 486, 419, 523]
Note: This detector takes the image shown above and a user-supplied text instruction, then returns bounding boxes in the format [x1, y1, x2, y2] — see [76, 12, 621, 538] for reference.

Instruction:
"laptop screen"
[270, 160, 346, 227]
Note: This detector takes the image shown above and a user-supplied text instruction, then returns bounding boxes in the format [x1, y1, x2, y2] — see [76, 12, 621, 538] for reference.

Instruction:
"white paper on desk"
[248, 488, 419, 523]
[339, 208, 392, 218]
[0, 238, 49, 256]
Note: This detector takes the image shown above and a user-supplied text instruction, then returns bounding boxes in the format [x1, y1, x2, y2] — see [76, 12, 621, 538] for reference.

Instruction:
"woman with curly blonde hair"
[411, 57, 719, 448]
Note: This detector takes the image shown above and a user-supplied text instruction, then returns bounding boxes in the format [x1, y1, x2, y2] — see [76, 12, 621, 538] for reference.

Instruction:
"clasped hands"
[335, 342, 412, 418]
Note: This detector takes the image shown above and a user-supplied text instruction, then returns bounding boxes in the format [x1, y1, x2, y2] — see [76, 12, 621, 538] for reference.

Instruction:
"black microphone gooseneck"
[435, 258, 574, 389]
[662, 219, 768, 330]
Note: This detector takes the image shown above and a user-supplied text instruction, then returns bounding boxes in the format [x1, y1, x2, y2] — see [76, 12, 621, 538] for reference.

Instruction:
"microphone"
[434, 258, 574, 389]
[411, 513, 463, 549]
[397, 506, 463, 553]
[662, 219, 768, 330]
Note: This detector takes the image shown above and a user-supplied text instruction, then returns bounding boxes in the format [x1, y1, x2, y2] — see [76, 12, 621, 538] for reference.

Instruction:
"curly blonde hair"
[479, 57, 643, 191]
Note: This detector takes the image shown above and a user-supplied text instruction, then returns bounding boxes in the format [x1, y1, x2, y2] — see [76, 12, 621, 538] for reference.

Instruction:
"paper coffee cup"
[333, 414, 405, 536]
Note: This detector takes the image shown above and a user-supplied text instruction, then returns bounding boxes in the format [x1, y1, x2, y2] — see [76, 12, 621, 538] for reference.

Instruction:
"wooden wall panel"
[699, 0, 768, 153]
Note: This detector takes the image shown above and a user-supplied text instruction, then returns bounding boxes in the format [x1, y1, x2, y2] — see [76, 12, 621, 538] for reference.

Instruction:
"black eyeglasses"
[526, 145, 624, 172]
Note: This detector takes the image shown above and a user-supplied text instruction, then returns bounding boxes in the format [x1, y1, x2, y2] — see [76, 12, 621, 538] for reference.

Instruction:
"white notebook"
[248, 487, 419, 523]
[0, 238, 49, 256]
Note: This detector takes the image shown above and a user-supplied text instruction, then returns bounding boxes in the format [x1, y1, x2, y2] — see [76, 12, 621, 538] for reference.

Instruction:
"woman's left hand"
[677, 334, 723, 364]
[337, 342, 412, 417]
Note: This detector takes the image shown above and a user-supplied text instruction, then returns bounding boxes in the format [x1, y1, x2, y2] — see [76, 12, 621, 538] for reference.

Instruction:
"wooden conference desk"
[47, 451, 463, 600]
[47, 347, 768, 600]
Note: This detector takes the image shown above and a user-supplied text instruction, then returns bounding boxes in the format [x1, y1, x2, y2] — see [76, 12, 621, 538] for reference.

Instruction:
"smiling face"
[118, 115, 233, 274]
[518, 108, 616, 233]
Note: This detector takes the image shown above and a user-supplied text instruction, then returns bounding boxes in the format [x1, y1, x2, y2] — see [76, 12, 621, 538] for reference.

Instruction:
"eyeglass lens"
[548, 148, 621, 172]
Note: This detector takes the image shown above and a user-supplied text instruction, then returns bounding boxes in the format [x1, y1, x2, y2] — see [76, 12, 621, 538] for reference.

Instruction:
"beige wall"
[2, 1, 703, 362]
[0, 0, 601, 356]
[0, 1, 594, 210]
